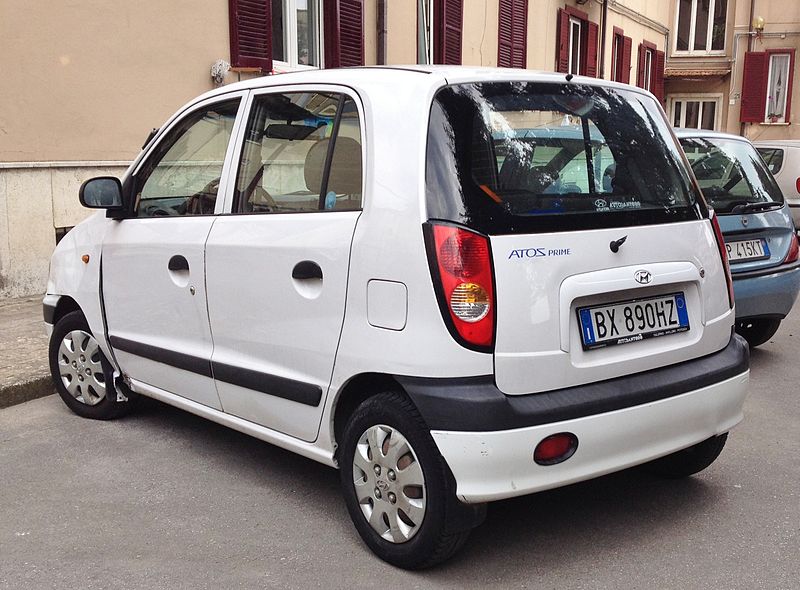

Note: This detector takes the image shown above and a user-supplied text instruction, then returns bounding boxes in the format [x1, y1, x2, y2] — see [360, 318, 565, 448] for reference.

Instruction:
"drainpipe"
[377, 0, 388, 65]
[741, 0, 756, 135]
[599, 0, 608, 78]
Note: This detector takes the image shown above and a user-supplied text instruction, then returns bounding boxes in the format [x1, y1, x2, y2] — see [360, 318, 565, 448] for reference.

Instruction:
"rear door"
[205, 88, 364, 441]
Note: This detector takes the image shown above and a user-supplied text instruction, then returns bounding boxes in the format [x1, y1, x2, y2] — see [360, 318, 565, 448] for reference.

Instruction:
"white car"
[755, 140, 800, 226]
[45, 67, 749, 569]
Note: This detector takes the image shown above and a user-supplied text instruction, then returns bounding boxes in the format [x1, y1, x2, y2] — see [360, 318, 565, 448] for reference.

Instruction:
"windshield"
[680, 137, 784, 214]
[426, 82, 704, 234]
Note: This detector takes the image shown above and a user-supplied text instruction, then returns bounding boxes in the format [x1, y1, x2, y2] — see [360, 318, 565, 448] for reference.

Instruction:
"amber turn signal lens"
[81, 255, 90, 264]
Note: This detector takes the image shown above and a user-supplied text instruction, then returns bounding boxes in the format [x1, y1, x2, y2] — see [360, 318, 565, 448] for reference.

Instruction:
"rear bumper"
[731, 262, 800, 319]
[431, 370, 748, 503]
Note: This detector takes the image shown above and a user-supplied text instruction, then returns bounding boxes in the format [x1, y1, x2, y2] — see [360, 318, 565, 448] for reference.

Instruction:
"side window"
[134, 100, 240, 218]
[234, 92, 363, 213]
[757, 148, 784, 175]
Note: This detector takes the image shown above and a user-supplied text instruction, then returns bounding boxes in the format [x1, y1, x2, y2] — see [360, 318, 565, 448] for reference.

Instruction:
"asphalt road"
[1, 319, 798, 589]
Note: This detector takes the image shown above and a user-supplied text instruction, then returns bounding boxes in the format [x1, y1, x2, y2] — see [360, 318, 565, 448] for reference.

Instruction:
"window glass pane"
[701, 101, 716, 130]
[297, 0, 318, 66]
[685, 101, 700, 128]
[569, 20, 581, 75]
[325, 98, 363, 210]
[711, 0, 727, 50]
[272, 1, 285, 62]
[644, 50, 652, 91]
[673, 101, 683, 127]
[417, 0, 432, 64]
[136, 100, 240, 217]
[694, 0, 710, 50]
[757, 148, 784, 175]
[677, 0, 692, 51]
[767, 54, 790, 122]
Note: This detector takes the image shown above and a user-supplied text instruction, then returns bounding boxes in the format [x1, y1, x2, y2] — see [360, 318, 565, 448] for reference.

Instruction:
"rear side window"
[681, 138, 784, 213]
[757, 147, 784, 175]
[426, 82, 704, 234]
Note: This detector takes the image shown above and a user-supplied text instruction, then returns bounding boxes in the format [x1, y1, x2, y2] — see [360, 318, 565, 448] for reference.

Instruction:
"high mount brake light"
[425, 223, 495, 350]
[710, 211, 735, 309]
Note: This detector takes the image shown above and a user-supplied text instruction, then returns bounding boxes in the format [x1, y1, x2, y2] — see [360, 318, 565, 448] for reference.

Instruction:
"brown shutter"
[740, 51, 768, 123]
[584, 21, 599, 77]
[556, 8, 570, 73]
[498, 0, 527, 68]
[652, 50, 665, 102]
[636, 43, 646, 88]
[434, 0, 463, 65]
[229, 0, 273, 71]
[621, 35, 632, 84]
[324, 0, 364, 68]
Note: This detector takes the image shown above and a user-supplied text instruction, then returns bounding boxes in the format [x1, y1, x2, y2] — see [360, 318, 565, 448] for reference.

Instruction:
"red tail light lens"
[795, 177, 800, 195]
[426, 223, 495, 350]
[784, 234, 799, 264]
[710, 211, 734, 309]
[534, 433, 579, 466]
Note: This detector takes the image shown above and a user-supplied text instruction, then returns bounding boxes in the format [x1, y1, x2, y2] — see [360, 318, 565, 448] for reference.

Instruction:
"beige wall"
[386, 0, 417, 64]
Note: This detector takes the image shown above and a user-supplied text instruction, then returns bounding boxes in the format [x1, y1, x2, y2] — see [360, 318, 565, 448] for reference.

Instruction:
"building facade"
[0, 0, 793, 297]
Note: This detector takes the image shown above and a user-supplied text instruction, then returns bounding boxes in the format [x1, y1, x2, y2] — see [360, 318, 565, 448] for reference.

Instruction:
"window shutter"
[740, 51, 768, 123]
[556, 8, 569, 73]
[498, 0, 527, 68]
[636, 43, 646, 88]
[584, 21, 599, 77]
[229, 0, 273, 71]
[434, 0, 463, 65]
[324, 0, 364, 68]
[652, 50, 665, 102]
[621, 35, 632, 84]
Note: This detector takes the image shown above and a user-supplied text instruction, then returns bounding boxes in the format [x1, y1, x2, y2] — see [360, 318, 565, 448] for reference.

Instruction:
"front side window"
[134, 100, 241, 218]
[427, 83, 703, 235]
[681, 138, 784, 213]
[234, 92, 362, 213]
[766, 53, 791, 123]
[675, 0, 727, 53]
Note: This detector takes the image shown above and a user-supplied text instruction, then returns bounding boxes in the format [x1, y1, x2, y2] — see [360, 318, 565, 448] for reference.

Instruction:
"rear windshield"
[680, 137, 784, 214]
[426, 82, 704, 235]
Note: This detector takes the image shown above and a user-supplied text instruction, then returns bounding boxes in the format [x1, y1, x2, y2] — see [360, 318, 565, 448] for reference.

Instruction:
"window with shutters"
[498, 0, 528, 69]
[668, 95, 721, 130]
[740, 49, 796, 124]
[674, 0, 727, 54]
[324, 0, 365, 67]
[555, 7, 598, 77]
[637, 41, 664, 102]
[610, 27, 632, 84]
[434, 0, 463, 65]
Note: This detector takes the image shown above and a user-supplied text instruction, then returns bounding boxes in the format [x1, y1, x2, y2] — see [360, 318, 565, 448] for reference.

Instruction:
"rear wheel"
[643, 434, 728, 479]
[339, 391, 473, 569]
[49, 310, 130, 420]
[736, 318, 781, 347]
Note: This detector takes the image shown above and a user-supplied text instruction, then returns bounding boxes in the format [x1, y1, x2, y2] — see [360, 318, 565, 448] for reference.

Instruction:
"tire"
[735, 318, 781, 347]
[339, 391, 473, 569]
[48, 310, 130, 420]
[643, 434, 728, 479]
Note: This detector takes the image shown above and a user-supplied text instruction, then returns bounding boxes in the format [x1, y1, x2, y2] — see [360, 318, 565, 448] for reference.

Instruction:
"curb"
[0, 376, 55, 410]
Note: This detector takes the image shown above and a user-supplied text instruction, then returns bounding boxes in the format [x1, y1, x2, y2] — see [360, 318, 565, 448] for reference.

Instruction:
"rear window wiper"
[730, 201, 783, 214]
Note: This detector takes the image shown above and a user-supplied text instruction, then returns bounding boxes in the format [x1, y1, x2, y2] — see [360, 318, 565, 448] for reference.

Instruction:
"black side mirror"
[79, 177, 124, 209]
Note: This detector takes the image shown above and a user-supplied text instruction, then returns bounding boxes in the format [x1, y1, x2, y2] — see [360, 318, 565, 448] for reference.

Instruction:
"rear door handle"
[292, 260, 322, 280]
[168, 255, 189, 272]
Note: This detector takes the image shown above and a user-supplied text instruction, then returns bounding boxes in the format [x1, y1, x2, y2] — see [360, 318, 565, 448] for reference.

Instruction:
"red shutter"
[324, 0, 364, 68]
[652, 50, 665, 102]
[621, 35, 632, 84]
[434, 0, 463, 65]
[740, 51, 768, 123]
[636, 43, 646, 87]
[498, 0, 527, 68]
[556, 9, 570, 73]
[584, 21, 598, 77]
[229, 0, 273, 71]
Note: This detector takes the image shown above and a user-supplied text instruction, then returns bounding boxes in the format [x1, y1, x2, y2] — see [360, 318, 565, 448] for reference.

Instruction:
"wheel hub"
[57, 330, 107, 406]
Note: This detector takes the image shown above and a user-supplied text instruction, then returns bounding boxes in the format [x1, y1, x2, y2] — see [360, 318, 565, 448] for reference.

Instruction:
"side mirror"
[79, 177, 124, 209]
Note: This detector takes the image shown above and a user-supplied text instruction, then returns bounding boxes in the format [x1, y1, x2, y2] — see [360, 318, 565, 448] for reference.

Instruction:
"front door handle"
[168, 255, 189, 272]
[292, 260, 322, 280]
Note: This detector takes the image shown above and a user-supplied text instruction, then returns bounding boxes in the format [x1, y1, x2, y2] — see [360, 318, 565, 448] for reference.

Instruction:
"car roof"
[672, 128, 752, 144]
[752, 139, 800, 148]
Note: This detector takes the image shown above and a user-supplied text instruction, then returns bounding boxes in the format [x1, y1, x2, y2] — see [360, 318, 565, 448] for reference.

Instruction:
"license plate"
[726, 238, 769, 263]
[578, 292, 690, 350]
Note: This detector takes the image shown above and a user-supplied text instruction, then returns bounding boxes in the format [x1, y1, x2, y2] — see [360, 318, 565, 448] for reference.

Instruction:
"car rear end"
[680, 133, 800, 344]
[408, 78, 749, 503]
[755, 141, 800, 226]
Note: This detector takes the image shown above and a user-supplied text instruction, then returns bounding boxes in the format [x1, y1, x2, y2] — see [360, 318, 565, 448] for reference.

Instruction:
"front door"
[103, 97, 244, 409]
[205, 89, 364, 441]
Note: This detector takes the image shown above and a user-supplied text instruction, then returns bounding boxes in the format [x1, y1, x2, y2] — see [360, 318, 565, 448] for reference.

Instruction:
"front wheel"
[735, 318, 781, 347]
[339, 392, 473, 569]
[643, 434, 728, 479]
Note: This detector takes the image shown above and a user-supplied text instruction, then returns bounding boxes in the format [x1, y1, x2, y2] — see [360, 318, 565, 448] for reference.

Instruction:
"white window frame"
[673, 0, 727, 56]
[417, 0, 434, 65]
[568, 17, 582, 75]
[643, 48, 653, 91]
[667, 93, 723, 130]
[765, 53, 791, 124]
[272, 0, 324, 72]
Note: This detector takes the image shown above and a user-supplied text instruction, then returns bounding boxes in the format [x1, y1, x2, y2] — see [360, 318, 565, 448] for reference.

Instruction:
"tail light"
[795, 177, 800, 195]
[710, 211, 735, 309]
[425, 223, 495, 350]
[784, 233, 799, 264]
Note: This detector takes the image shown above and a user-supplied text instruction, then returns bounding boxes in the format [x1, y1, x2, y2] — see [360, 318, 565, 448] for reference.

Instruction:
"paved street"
[1, 318, 798, 589]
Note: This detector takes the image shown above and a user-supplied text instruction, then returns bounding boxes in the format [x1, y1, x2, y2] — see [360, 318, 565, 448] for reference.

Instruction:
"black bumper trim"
[43, 302, 56, 324]
[397, 334, 749, 432]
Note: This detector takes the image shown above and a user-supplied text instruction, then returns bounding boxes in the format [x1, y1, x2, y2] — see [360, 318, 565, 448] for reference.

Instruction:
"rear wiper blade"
[730, 201, 783, 214]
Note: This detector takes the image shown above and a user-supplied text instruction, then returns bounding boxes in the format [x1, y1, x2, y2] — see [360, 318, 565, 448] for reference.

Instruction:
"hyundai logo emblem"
[634, 270, 652, 284]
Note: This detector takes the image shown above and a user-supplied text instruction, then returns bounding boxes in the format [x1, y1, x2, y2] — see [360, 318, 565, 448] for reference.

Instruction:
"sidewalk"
[0, 296, 54, 409]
